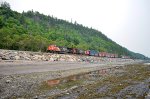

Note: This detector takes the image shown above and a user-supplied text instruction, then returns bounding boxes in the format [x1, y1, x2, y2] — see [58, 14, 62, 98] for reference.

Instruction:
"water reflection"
[46, 67, 117, 86]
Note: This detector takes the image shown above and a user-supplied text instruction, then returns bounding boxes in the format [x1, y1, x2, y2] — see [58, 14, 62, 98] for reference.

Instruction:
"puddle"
[38, 64, 150, 99]
[1, 63, 149, 99]
[46, 67, 117, 86]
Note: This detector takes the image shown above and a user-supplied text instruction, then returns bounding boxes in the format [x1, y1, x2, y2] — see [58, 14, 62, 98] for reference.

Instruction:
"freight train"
[47, 45, 129, 58]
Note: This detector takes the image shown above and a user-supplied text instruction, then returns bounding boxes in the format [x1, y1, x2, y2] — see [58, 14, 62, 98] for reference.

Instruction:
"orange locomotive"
[47, 45, 60, 53]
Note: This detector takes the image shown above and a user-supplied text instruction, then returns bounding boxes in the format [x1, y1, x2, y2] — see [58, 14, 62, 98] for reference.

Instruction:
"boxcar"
[76, 49, 85, 55]
[67, 48, 77, 54]
[85, 50, 90, 55]
[99, 52, 107, 57]
[89, 50, 99, 56]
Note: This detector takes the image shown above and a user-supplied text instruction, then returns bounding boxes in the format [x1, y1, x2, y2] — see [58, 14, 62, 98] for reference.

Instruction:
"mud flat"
[43, 63, 150, 99]
[0, 60, 147, 99]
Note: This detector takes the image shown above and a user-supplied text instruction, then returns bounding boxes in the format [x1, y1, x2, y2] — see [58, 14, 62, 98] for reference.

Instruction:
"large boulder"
[32, 55, 40, 60]
[1, 55, 10, 60]
[0, 53, 3, 60]
[41, 55, 47, 61]
[14, 55, 20, 60]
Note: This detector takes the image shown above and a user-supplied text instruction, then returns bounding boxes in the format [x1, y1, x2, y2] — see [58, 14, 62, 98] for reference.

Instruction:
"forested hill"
[0, 2, 148, 59]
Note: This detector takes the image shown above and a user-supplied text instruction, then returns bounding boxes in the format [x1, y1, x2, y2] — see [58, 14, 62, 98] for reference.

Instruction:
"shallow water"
[46, 67, 116, 86]
[40, 64, 150, 99]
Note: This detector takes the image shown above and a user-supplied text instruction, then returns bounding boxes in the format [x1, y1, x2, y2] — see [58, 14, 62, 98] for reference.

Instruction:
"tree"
[0, 1, 10, 9]
[0, 16, 4, 28]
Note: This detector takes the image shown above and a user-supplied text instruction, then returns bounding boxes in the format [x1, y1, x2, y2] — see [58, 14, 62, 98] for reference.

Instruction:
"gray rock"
[1, 56, 10, 60]
[33, 95, 38, 99]
[6, 80, 11, 83]
[96, 85, 110, 93]
[145, 92, 150, 99]
[24, 56, 31, 60]
[99, 97, 115, 99]
[57, 93, 79, 99]
[14, 55, 20, 60]
[0, 53, 3, 58]
[117, 83, 149, 98]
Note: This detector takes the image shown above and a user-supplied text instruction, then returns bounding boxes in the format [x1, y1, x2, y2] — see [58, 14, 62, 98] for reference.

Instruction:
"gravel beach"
[0, 49, 148, 99]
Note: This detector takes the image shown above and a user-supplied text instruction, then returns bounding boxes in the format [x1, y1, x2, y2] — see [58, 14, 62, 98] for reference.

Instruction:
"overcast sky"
[2, 0, 150, 57]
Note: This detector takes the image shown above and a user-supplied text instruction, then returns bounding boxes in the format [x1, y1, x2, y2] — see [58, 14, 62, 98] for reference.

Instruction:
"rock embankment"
[0, 49, 80, 61]
[0, 49, 140, 64]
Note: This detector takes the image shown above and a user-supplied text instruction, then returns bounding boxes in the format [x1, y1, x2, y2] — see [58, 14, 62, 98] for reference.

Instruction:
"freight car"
[89, 50, 99, 56]
[58, 46, 68, 54]
[85, 50, 90, 55]
[76, 49, 85, 54]
[67, 48, 76, 54]
[99, 52, 108, 57]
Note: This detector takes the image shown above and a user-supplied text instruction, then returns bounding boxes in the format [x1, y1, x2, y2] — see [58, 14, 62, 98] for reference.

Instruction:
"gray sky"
[2, 0, 150, 57]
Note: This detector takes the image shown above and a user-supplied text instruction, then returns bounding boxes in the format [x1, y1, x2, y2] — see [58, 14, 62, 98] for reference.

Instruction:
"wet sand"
[0, 59, 141, 75]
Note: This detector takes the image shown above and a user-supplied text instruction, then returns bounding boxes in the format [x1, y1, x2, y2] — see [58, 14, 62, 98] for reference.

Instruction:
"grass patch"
[39, 81, 54, 91]
[56, 79, 84, 89]
[39, 78, 84, 92]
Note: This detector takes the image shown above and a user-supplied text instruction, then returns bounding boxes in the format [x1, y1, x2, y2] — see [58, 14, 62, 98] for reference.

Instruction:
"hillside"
[0, 2, 148, 59]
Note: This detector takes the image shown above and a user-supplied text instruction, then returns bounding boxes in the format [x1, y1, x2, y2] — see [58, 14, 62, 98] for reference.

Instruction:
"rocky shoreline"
[0, 63, 149, 99]
[0, 49, 147, 99]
